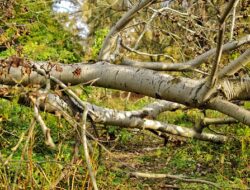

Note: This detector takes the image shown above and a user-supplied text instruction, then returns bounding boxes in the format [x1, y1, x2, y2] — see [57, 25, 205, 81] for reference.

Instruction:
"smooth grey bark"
[218, 49, 250, 78]
[2, 61, 250, 100]
[207, 98, 250, 125]
[0, 85, 226, 143]
[1, 60, 250, 125]
[202, 117, 237, 125]
[44, 93, 227, 143]
[121, 35, 250, 71]
[0, 61, 202, 105]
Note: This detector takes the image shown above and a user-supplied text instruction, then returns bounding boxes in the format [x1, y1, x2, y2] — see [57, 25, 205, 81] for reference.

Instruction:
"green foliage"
[119, 129, 132, 143]
[0, 0, 83, 63]
[106, 126, 132, 143]
[0, 98, 81, 189]
[230, 52, 240, 60]
[91, 28, 109, 59]
[1, 95, 250, 189]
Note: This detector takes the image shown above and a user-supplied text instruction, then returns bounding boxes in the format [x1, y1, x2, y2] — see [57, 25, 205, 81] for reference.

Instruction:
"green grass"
[0, 92, 249, 189]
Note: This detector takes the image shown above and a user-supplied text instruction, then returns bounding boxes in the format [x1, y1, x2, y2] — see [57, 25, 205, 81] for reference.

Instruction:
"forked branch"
[98, 0, 156, 60]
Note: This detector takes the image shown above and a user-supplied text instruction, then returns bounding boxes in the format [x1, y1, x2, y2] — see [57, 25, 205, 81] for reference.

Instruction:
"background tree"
[0, 0, 83, 62]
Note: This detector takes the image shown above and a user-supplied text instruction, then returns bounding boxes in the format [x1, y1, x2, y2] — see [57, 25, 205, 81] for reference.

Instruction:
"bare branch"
[135, 100, 185, 118]
[121, 35, 250, 71]
[98, 0, 155, 60]
[208, 97, 250, 125]
[120, 39, 175, 61]
[203, 117, 237, 126]
[207, 22, 225, 88]
[230, 0, 240, 41]
[220, 0, 238, 24]
[33, 98, 56, 149]
[204, 0, 240, 101]
[78, 100, 227, 143]
[219, 49, 250, 78]
[195, 115, 238, 133]
[32, 92, 227, 143]
[80, 107, 98, 190]
[149, 6, 189, 17]
[130, 172, 220, 188]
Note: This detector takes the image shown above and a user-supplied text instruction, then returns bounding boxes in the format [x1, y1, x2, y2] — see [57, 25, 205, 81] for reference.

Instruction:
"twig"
[230, 0, 239, 41]
[204, 0, 239, 101]
[134, 6, 174, 50]
[23, 119, 36, 152]
[121, 40, 175, 61]
[207, 22, 225, 88]
[121, 34, 250, 71]
[130, 171, 220, 189]
[98, 0, 155, 60]
[80, 107, 98, 190]
[149, 6, 189, 17]
[50, 142, 80, 189]
[33, 98, 56, 149]
[220, 0, 238, 23]
[195, 116, 238, 133]
[28, 63, 56, 148]
[203, 117, 237, 126]
[3, 132, 25, 165]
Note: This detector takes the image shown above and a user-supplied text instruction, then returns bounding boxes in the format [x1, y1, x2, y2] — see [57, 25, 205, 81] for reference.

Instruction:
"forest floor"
[0, 89, 249, 189]
[96, 128, 249, 190]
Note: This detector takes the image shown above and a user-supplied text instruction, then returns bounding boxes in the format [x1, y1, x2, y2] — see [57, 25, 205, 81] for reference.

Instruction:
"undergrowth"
[0, 90, 249, 189]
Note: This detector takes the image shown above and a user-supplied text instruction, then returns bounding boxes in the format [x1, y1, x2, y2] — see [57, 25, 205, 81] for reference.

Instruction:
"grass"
[0, 90, 249, 189]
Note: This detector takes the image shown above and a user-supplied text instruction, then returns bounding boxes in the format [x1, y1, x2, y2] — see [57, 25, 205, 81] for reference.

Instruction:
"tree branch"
[1, 59, 250, 126]
[80, 107, 98, 190]
[120, 39, 175, 61]
[204, 0, 239, 101]
[202, 117, 237, 126]
[121, 35, 250, 71]
[130, 171, 220, 188]
[207, 97, 250, 125]
[229, 0, 240, 41]
[218, 49, 250, 78]
[32, 97, 56, 149]
[98, 0, 155, 60]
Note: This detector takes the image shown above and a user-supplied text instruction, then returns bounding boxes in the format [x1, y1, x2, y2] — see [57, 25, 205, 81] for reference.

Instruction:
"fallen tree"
[1, 0, 250, 189]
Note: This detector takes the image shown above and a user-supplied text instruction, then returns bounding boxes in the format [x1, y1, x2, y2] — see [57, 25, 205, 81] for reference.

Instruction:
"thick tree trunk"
[1, 60, 250, 126]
